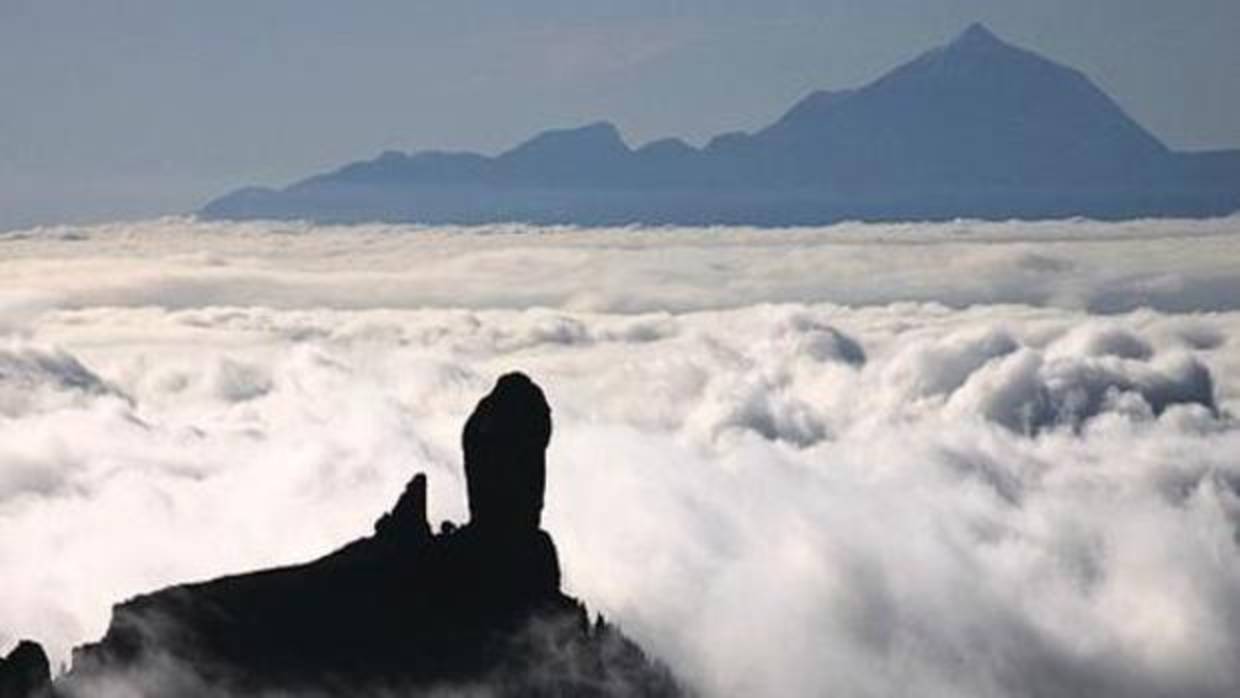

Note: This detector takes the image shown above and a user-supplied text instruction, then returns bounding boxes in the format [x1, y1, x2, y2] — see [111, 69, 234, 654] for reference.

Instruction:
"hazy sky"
[2, 0, 1238, 229]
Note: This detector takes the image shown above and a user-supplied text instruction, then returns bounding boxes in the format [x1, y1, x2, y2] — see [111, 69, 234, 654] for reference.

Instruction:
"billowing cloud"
[1, 218, 1239, 696]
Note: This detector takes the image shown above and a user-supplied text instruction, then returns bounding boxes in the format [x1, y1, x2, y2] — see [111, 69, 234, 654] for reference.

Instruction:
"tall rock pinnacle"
[464, 372, 553, 531]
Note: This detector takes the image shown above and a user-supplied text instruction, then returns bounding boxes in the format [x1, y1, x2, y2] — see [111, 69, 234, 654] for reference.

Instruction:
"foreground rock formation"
[0, 642, 51, 698]
[4, 373, 681, 697]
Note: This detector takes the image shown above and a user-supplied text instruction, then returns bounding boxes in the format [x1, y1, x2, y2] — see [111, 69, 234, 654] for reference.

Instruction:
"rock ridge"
[3, 372, 681, 697]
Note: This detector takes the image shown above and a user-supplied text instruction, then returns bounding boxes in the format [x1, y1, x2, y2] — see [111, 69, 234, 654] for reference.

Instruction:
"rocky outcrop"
[23, 371, 682, 697]
[0, 641, 51, 698]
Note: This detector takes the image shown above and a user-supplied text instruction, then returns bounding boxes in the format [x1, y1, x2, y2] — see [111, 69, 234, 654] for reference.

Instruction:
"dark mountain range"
[201, 23, 1240, 225]
[1, 374, 683, 697]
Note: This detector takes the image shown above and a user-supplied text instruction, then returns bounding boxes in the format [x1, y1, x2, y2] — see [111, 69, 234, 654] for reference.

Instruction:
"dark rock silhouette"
[0, 641, 51, 698]
[15, 372, 681, 697]
[201, 23, 1240, 226]
[464, 372, 552, 531]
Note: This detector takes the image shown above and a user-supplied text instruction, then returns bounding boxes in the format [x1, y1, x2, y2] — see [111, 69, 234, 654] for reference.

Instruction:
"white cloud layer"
[1, 217, 1239, 696]
[4, 215, 1240, 314]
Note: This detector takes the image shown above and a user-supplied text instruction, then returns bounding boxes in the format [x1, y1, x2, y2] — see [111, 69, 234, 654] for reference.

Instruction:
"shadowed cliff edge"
[2, 372, 682, 697]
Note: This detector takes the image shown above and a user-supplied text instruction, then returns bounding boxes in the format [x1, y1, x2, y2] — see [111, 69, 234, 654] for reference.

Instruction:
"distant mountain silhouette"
[2, 373, 682, 697]
[201, 24, 1240, 225]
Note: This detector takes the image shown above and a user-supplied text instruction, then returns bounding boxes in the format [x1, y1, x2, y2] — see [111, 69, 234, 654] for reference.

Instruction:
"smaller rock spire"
[374, 472, 431, 542]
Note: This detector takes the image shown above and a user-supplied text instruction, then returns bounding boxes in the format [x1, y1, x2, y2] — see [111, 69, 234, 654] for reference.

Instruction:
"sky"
[2, 217, 1240, 696]
[2, 0, 1239, 229]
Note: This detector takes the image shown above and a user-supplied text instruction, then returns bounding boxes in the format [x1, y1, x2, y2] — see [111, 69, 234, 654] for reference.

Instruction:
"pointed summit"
[951, 22, 1004, 50]
[754, 18, 1166, 188]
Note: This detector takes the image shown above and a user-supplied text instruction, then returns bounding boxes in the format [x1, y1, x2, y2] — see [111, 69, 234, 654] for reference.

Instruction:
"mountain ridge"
[1, 373, 683, 698]
[202, 24, 1240, 225]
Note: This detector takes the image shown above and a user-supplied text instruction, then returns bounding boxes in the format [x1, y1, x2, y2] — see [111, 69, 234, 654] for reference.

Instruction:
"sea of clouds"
[2, 217, 1239, 697]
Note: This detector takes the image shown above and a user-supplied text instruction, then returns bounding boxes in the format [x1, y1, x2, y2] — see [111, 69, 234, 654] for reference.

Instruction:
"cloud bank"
[1, 217, 1239, 696]
[3, 215, 1240, 314]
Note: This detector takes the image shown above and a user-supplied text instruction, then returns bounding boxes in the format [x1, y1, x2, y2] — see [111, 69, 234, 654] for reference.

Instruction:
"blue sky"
[2, 0, 1238, 229]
